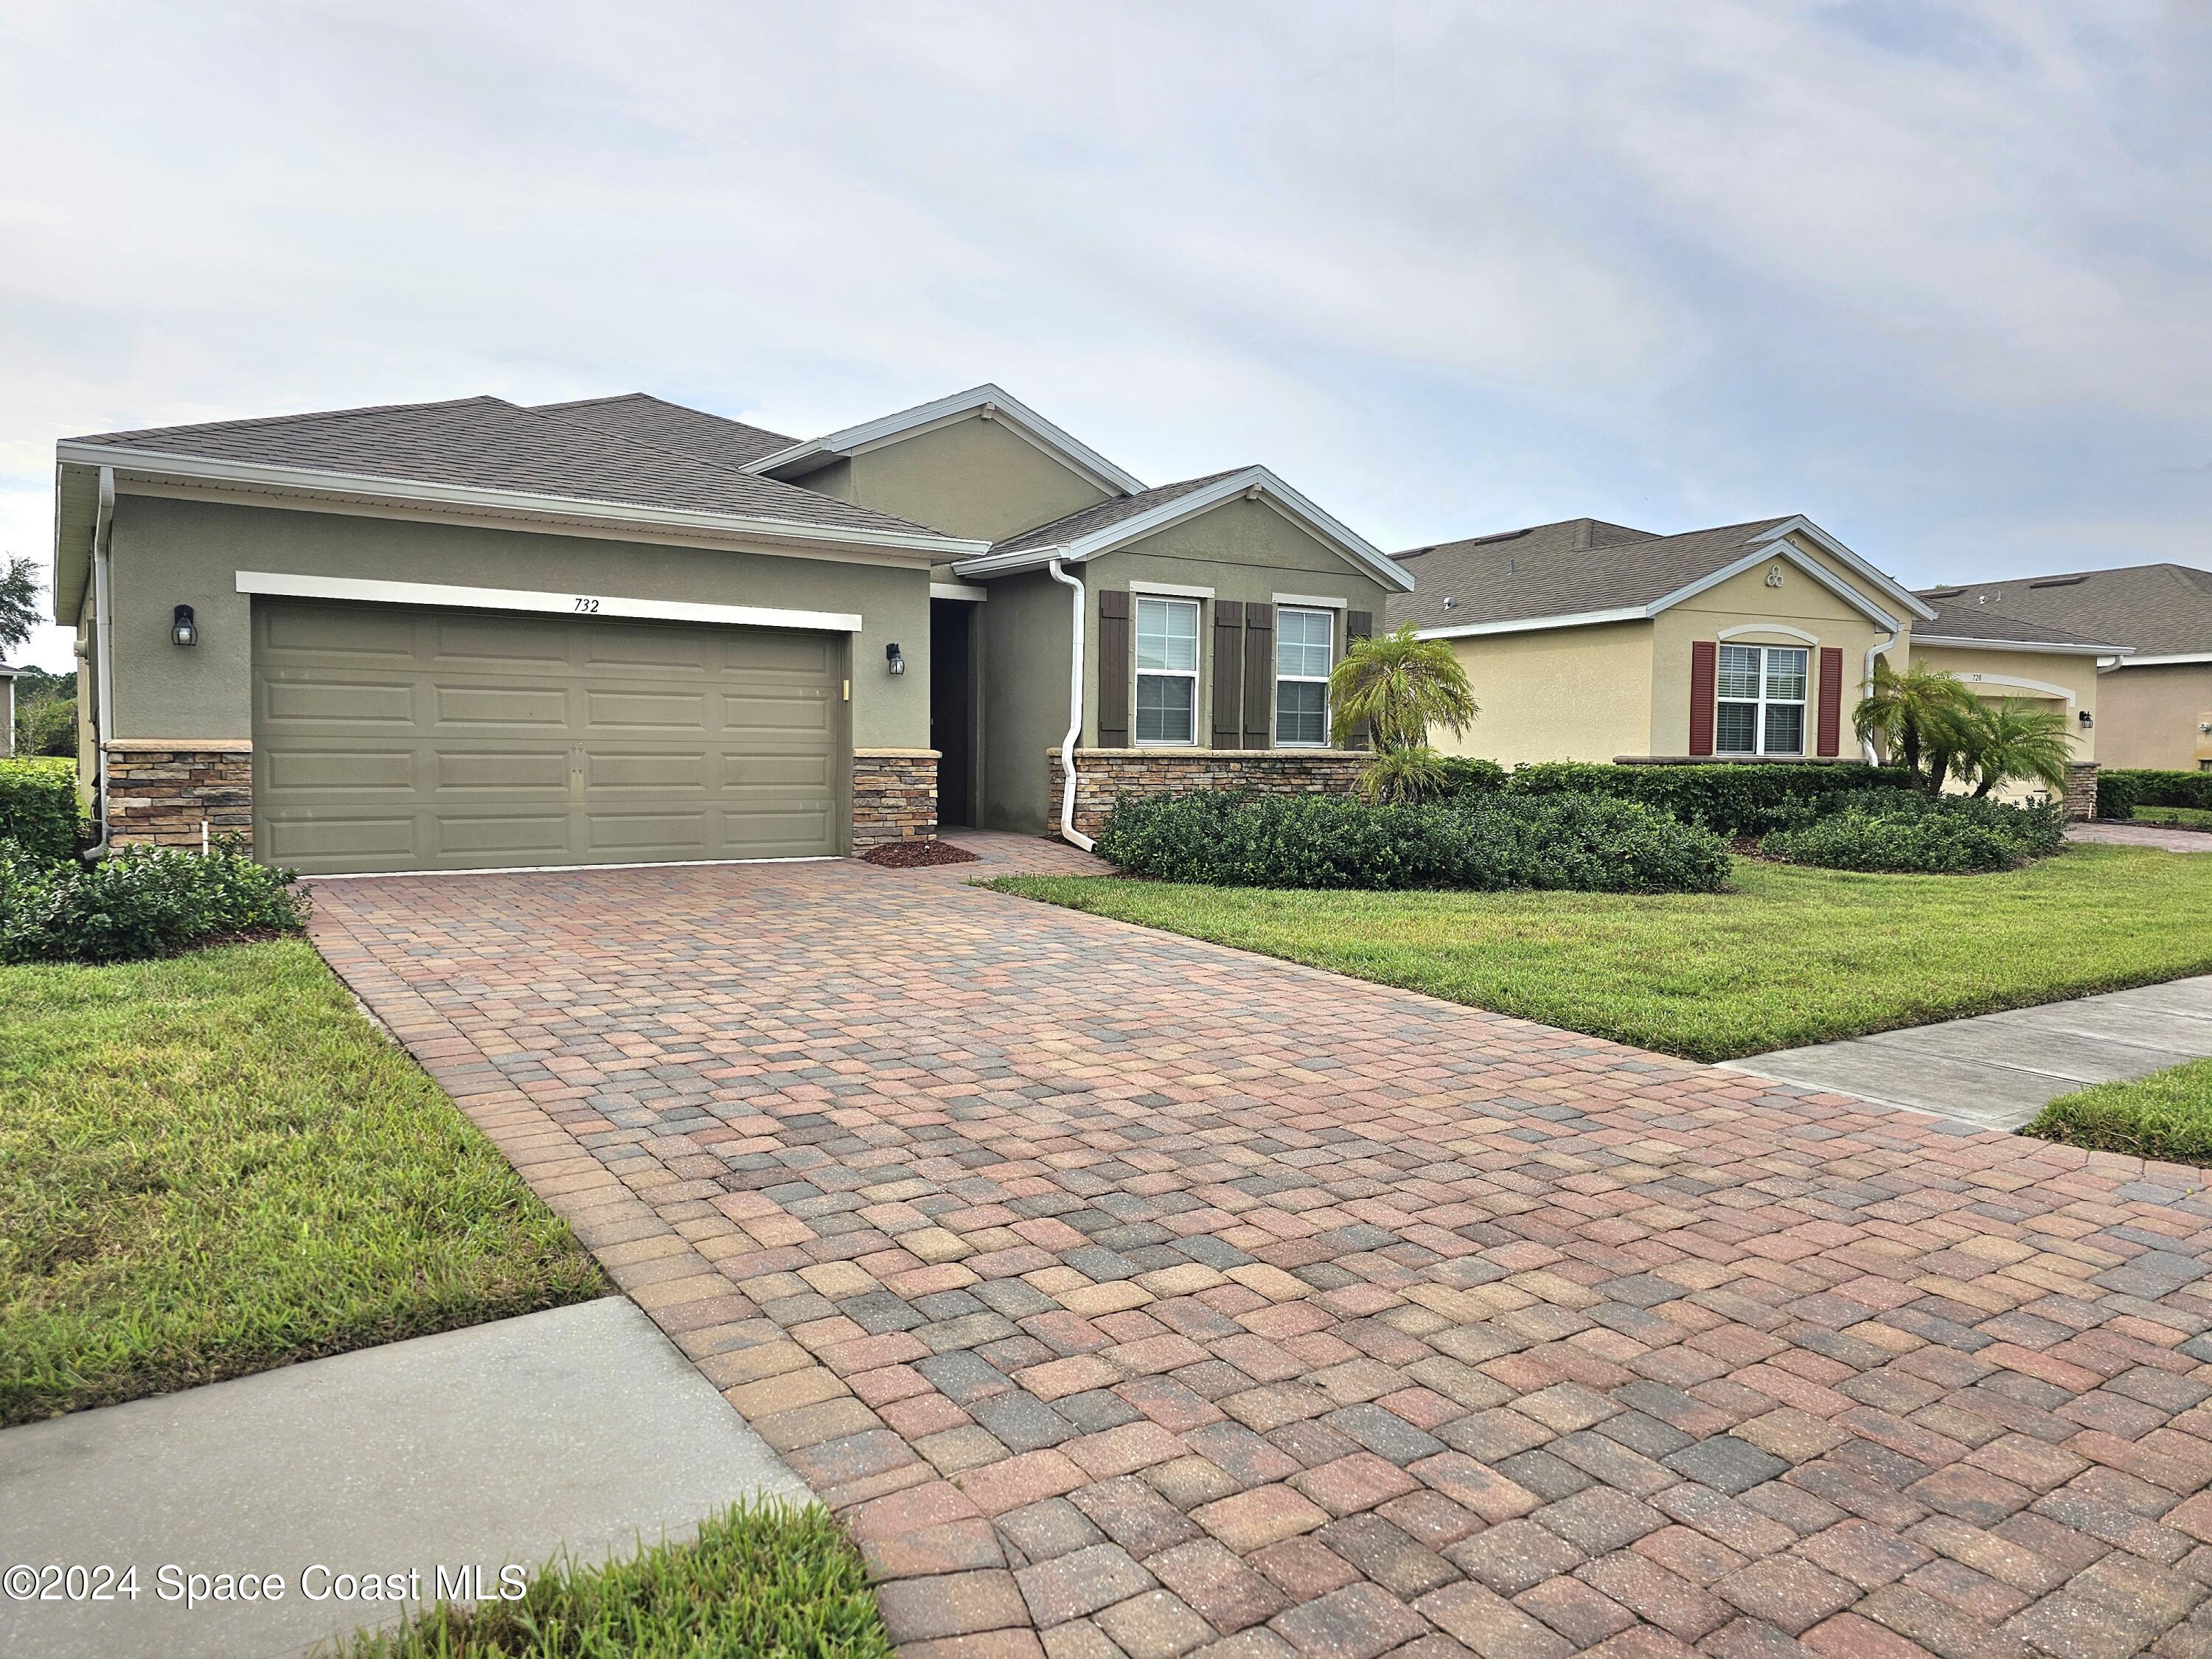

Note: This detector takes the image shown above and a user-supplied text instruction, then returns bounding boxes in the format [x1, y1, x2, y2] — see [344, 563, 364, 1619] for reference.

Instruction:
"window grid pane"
[1135, 598, 1198, 672]
[1716, 703, 1758, 754]
[1716, 645, 1761, 701]
[1276, 609, 1332, 679]
[1764, 703, 1805, 755]
[1276, 681, 1327, 745]
[1765, 648, 1808, 702]
[1135, 675, 1194, 744]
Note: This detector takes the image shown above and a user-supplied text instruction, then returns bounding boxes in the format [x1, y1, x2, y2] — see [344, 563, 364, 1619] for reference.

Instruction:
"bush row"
[0, 757, 83, 866]
[2098, 769, 2212, 820]
[1446, 759, 1916, 837]
[0, 841, 307, 964]
[1094, 790, 1731, 893]
[1759, 792, 2064, 873]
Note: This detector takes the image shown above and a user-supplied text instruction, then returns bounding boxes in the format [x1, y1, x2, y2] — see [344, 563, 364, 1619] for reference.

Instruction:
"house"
[49, 386, 1408, 874]
[1388, 515, 2118, 813]
[1913, 565, 2212, 773]
[0, 664, 18, 756]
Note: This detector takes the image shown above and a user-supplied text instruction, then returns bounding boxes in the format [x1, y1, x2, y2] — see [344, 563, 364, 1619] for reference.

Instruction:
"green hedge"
[1759, 793, 2064, 873]
[0, 841, 307, 963]
[0, 758, 82, 866]
[1503, 761, 1915, 836]
[2098, 769, 2212, 820]
[1095, 790, 1730, 893]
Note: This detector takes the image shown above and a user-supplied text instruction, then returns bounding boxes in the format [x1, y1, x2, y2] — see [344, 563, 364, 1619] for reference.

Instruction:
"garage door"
[251, 599, 844, 874]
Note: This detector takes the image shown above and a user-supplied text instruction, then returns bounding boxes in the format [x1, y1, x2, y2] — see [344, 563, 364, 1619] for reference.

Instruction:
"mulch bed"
[860, 838, 981, 869]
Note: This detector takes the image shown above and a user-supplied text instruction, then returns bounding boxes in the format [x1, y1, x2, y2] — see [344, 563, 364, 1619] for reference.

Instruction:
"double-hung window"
[1716, 644, 1808, 756]
[1275, 608, 1332, 747]
[1134, 597, 1200, 745]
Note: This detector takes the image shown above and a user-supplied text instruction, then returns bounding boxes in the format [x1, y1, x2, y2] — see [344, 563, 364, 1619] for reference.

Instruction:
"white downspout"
[1045, 558, 1095, 852]
[84, 467, 118, 858]
[1863, 624, 1898, 765]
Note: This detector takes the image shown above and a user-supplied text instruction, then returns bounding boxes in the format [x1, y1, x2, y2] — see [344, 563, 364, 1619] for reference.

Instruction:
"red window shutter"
[1816, 647, 1844, 757]
[1689, 640, 1717, 757]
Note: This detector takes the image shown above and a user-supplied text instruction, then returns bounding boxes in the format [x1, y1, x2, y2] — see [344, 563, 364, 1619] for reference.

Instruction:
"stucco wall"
[1907, 641, 2099, 768]
[978, 568, 1074, 832]
[101, 490, 932, 749]
[2093, 662, 2212, 772]
[790, 413, 1114, 544]
[1649, 541, 1890, 758]
[1081, 497, 1390, 748]
[1436, 623, 1654, 765]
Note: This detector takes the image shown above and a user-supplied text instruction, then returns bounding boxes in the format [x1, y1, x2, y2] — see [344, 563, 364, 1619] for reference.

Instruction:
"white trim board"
[1274, 592, 1349, 610]
[1951, 670, 2078, 703]
[235, 571, 863, 633]
[1130, 580, 1215, 599]
[748, 384, 1147, 498]
[1913, 633, 2124, 658]
[930, 581, 989, 602]
[2104, 651, 2212, 668]
[1718, 622, 1820, 645]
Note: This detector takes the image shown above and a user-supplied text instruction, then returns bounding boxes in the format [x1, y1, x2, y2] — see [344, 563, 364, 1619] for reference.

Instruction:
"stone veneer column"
[102, 740, 254, 849]
[2064, 761, 2099, 822]
[1047, 748, 1370, 840]
[851, 748, 939, 851]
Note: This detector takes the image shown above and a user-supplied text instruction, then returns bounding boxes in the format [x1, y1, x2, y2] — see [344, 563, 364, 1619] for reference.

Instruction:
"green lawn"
[329, 1500, 893, 1659]
[2026, 1058, 2212, 1166]
[990, 845, 2212, 1062]
[0, 939, 607, 1425]
[2132, 804, 2212, 831]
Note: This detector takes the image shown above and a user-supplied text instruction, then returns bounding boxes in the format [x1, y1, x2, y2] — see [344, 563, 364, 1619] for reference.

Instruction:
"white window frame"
[1133, 595, 1201, 748]
[1716, 643, 1809, 757]
[1274, 605, 1334, 748]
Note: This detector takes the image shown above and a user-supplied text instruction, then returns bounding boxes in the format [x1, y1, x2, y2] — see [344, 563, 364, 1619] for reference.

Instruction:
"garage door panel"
[254, 597, 846, 874]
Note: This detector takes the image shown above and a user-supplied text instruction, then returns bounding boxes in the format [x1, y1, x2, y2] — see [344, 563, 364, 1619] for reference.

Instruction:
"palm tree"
[1329, 625, 1478, 801]
[1959, 697, 2074, 798]
[1853, 660, 1978, 792]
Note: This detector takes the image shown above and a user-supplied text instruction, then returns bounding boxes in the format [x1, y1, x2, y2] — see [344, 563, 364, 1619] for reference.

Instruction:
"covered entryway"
[251, 599, 845, 874]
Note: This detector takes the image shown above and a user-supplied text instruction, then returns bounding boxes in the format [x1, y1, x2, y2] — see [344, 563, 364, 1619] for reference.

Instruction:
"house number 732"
[572, 597, 602, 613]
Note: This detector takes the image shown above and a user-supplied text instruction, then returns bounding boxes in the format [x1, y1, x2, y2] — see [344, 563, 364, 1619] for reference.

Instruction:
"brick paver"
[308, 858, 2212, 1658]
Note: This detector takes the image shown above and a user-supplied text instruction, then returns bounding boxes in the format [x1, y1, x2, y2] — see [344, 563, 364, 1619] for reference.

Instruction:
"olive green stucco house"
[52, 386, 1409, 873]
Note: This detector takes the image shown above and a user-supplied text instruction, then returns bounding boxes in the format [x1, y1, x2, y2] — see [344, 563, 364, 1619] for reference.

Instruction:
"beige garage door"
[252, 598, 845, 874]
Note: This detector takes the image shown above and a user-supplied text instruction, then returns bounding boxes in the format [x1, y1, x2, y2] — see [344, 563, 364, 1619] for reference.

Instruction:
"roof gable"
[951, 465, 1413, 592]
[748, 384, 1147, 498]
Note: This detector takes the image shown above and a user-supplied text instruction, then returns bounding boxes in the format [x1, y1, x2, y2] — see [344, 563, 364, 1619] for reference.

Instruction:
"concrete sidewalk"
[1726, 973, 2212, 1131]
[0, 1298, 806, 1659]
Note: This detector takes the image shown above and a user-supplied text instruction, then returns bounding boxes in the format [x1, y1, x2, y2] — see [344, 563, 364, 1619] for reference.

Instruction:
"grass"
[990, 845, 2212, 1062]
[2132, 804, 2212, 831]
[0, 939, 608, 1425]
[327, 1500, 894, 1658]
[2025, 1058, 2212, 1166]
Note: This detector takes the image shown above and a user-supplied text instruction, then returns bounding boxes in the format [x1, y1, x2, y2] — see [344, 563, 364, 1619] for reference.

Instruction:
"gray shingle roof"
[531, 392, 795, 469]
[990, 470, 1244, 554]
[1386, 516, 1795, 631]
[1914, 564, 2210, 656]
[64, 396, 951, 541]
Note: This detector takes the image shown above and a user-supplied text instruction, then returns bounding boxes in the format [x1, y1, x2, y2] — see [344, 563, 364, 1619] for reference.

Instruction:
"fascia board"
[748, 384, 1147, 495]
[1751, 518, 1938, 620]
[2106, 651, 2212, 667]
[56, 441, 987, 557]
[236, 569, 864, 633]
[1912, 633, 2129, 657]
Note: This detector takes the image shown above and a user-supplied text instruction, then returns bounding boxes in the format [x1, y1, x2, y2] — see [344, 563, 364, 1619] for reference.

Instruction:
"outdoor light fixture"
[886, 642, 905, 676]
[171, 604, 198, 647]
[2078, 709, 2093, 728]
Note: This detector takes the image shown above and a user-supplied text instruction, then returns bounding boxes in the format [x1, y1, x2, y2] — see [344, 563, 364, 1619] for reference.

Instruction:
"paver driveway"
[310, 858, 2212, 1659]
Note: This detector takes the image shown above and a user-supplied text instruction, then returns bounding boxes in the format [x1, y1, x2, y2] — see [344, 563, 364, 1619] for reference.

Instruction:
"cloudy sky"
[4, 0, 2206, 669]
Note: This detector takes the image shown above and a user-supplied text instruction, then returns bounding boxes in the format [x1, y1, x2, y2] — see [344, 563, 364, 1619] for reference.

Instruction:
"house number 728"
[572, 597, 602, 613]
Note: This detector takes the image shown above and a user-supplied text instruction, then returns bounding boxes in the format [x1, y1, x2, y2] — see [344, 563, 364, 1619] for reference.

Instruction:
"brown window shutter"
[1096, 590, 1130, 748]
[1689, 640, 1717, 757]
[1242, 602, 1275, 748]
[1346, 610, 1373, 641]
[1817, 646, 1844, 757]
[1211, 600, 1244, 748]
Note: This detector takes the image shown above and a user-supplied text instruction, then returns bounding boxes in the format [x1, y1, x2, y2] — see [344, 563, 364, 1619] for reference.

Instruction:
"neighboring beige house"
[1388, 515, 2121, 813]
[1914, 565, 2212, 774]
[50, 385, 1406, 874]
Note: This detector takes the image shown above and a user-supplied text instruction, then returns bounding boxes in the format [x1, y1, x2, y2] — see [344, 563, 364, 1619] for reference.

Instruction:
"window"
[1716, 644, 1808, 756]
[1276, 607, 1332, 746]
[1134, 597, 1200, 745]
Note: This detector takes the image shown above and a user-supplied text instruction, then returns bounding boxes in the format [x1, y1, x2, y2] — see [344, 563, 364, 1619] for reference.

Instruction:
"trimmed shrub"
[1503, 761, 1915, 836]
[1759, 793, 2062, 873]
[0, 757, 83, 866]
[1433, 757, 1508, 798]
[2100, 769, 2212, 820]
[1095, 790, 1730, 893]
[0, 841, 307, 964]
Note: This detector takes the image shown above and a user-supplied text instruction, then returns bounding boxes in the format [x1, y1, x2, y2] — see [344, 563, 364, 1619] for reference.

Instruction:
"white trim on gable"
[748, 384, 1147, 498]
[1748, 518, 1937, 622]
[950, 466, 1415, 594]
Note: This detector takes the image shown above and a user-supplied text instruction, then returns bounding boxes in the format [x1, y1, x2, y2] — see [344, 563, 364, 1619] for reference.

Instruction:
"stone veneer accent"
[852, 748, 938, 851]
[103, 741, 254, 849]
[2065, 759, 2099, 821]
[1048, 747, 1368, 840]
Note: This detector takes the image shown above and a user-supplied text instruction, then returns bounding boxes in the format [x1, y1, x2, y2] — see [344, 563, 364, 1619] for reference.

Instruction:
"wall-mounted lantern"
[172, 604, 198, 647]
[2078, 709, 2093, 728]
[886, 642, 905, 677]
